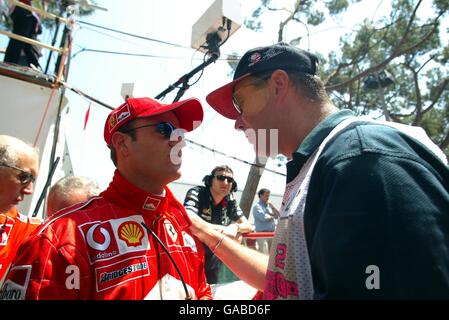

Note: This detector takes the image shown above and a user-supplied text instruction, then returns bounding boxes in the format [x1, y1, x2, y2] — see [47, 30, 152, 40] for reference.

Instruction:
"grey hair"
[0, 135, 39, 166]
[252, 69, 331, 103]
[49, 176, 101, 199]
[285, 70, 330, 103]
[0, 144, 18, 165]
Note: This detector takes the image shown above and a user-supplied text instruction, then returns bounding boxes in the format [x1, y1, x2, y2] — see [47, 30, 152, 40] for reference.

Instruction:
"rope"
[33, 86, 57, 147]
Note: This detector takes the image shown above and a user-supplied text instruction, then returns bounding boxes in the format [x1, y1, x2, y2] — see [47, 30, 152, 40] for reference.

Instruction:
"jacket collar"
[101, 170, 170, 214]
[286, 109, 354, 182]
[206, 187, 227, 208]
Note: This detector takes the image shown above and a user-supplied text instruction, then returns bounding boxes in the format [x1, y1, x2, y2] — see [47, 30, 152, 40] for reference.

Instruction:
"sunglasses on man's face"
[232, 72, 273, 115]
[214, 175, 234, 184]
[122, 122, 183, 139]
[0, 164, 36, 185]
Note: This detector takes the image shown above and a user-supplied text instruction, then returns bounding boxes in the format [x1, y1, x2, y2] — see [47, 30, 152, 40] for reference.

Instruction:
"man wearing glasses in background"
[1, 97, 212, 300]
[0, 135, 41, 286]
[184, 165, 253, 285]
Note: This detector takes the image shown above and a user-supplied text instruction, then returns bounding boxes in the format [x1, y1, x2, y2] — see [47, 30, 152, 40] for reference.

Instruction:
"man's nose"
[234, 117, 244, 131]
[22, 181, 34, 195]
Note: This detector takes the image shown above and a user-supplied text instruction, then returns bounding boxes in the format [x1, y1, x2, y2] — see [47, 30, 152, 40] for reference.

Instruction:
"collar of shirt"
[101, 169, 170, 214]
[258, 200, 268, 208]
[206, 187, 227, 208]
[0, 207, 18, 225]
[286, 109, 354, 183]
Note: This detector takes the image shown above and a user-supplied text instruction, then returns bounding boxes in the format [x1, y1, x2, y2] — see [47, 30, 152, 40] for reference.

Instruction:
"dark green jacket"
[289, 110, 449, 299]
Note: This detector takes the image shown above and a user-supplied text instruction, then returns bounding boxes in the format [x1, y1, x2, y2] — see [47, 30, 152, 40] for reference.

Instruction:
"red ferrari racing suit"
[0, 207, 42, 283]
[0, 170, 212, 300]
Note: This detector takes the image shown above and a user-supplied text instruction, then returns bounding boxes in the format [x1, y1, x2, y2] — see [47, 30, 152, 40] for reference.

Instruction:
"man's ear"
[270, 69, 289, 97]
[111, 132, 129, 158]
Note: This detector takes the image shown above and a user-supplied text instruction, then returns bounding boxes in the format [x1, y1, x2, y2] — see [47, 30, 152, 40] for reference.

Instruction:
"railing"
[213, 232, 274, 286]
[11, 0, 70, 24]
[0, 0, 69, 54]
[211, 232, 274, 299]
[0, 29, 64, 53]
[242, 232, 275, 255]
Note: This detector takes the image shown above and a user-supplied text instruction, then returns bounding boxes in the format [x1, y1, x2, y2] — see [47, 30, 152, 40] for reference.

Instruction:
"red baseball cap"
[104, 97, 203, 146]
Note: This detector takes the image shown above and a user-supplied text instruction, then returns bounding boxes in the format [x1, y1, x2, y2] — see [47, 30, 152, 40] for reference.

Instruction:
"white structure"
[191, 0, 243, 53]
[0, 63, 70, 219]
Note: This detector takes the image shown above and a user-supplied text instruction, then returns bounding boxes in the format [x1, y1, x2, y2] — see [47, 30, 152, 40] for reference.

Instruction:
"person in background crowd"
[46, 175, 101, 218]
[0, 135, 41, 286]
[252, 188, 279, 254]
[184, 165, 253, 284]
[3, 0, 42, 69]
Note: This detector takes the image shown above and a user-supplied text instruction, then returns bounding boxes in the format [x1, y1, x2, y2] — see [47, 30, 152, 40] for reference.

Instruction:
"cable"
[76, 16, 244, 59]
[141, 222, 192, 300]
[217, 18, 232, 48]
[71, 48, 184, 60]
[186, 138, 286, 177]
[78, 20, 191, 49]
[32, 157, 60, 217]
[59, 83, 284, 177]
[79, 25, 149, 48]
[71, 47, 238, 61]
[33, 86, 58, 147]
[184, 52, 207, 87]
[58, 80, 114, 110]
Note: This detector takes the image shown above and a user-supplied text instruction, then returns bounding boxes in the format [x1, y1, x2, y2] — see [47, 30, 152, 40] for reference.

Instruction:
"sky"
[59, 0, 304, 195]
[2, 0, 439, 205]
[56, 0, 392, 194]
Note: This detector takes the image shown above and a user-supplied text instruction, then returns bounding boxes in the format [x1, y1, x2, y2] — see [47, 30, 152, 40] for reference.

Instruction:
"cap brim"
[206, 74, 251, 120]
[137, 97, 203, 132]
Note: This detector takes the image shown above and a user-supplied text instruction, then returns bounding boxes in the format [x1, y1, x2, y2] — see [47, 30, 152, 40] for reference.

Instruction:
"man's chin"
[166, 168, 182, 184]
[0, 203, 15, 213]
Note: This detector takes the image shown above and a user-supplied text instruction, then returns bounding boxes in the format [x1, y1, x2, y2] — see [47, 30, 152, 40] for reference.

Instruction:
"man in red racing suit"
[1, 208, 41, 284]
[0, 97, 211, 300]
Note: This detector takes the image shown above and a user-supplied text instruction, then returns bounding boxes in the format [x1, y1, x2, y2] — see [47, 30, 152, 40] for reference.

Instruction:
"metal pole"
[155, 52, 219, 101]
[32, 157, 60, 217]
[0, 29, 64, 54]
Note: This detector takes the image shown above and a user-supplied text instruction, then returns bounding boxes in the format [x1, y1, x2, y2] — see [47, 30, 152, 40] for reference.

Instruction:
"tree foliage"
[245, 0, 449, 155]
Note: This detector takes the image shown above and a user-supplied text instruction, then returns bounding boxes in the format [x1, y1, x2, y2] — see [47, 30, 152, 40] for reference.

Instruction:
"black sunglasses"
[0, 163, 36, 185]
[122, 122, 181, 139]
[214, 175, 234, 183]
[232, 72, 273, 114]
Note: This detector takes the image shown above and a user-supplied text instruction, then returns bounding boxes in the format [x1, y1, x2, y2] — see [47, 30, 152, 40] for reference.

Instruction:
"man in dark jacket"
[187, 42, 449, 299]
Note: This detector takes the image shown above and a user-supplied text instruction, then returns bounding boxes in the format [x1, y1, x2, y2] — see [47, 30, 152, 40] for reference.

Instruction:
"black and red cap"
[206, 42, 319, 120]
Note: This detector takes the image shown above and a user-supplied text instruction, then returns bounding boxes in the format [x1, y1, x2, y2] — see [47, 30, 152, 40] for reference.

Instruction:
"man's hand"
[267, 200, 280, 218]
[186, 210, 212, 244]
[222, 224, 243, 243]
[186, 211, 244, 246]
